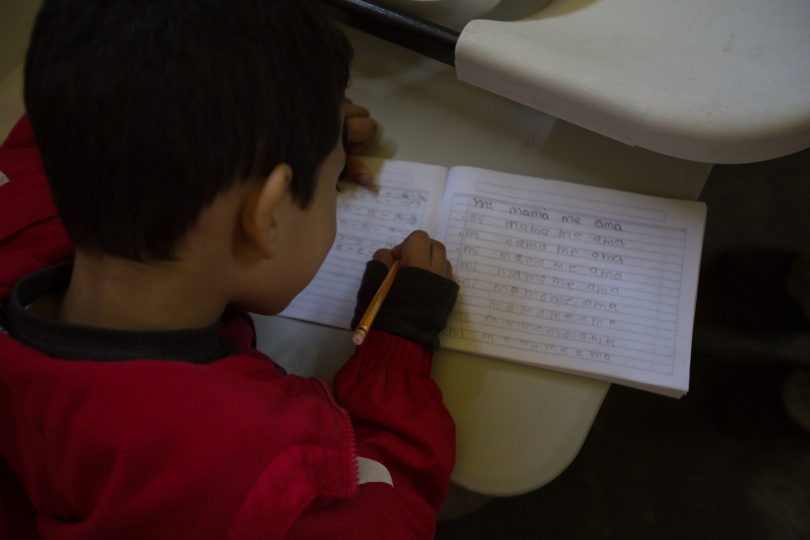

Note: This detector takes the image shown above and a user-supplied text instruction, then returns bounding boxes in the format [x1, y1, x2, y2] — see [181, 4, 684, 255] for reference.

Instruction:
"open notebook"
[281, 158, 707, 397]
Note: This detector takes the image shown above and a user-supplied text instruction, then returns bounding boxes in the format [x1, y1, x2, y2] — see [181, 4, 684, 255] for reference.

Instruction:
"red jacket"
[0, 117, 455, 539]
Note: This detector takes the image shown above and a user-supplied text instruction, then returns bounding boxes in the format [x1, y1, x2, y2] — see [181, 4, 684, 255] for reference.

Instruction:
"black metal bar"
[320, 0, 459, 66]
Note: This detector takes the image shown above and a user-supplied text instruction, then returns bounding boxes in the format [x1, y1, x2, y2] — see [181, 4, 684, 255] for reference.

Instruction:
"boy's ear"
[241, 163, 293, 260]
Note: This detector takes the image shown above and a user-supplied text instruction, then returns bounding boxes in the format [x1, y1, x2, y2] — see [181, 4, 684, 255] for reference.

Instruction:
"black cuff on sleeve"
[351, 260, 459, 351]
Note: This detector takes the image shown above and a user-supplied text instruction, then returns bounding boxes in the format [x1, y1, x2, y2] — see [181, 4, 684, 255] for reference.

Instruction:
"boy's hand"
[353, 230, 458, 349]
[341, 99, 378, 188]
[373, 231, 453, 280]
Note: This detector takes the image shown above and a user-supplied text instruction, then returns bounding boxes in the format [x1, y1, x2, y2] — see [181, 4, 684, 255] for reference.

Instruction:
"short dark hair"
[24, 0, 352, 261]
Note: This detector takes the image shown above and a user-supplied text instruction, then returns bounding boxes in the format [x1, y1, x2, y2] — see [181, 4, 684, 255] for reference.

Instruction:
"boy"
[0, 1, 459, 538]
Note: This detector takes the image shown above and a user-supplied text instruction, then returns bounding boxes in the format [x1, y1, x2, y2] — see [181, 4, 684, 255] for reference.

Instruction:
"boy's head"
[24, 0, 352, 262]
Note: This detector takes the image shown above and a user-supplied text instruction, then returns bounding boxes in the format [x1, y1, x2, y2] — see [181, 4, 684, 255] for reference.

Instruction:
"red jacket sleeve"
[287, 330, 456, 539]
[0, 116, 69, 540]
[0, 115, 72, 300]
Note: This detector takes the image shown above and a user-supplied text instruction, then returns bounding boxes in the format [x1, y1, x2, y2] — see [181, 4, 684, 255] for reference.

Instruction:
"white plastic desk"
[457, 0, 810, 164]
[353, 0, 810, 164]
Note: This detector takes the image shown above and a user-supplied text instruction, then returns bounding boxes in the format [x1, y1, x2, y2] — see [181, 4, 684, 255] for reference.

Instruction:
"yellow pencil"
[352, 259, 401, 346]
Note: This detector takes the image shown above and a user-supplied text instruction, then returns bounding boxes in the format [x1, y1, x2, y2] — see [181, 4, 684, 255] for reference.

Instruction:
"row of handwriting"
[442, 326, 676, 372]
[448, 309, 676, 349]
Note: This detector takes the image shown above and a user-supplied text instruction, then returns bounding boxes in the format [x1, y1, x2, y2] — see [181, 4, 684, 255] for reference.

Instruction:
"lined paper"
[280, 160, 447, 327]
[435, 167, 705, 396]
[281, 159, 706, 396]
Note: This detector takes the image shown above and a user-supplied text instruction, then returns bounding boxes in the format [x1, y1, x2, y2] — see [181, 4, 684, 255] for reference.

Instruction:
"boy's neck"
[58, 251, 229, 331]
[56, 182, 257, 332]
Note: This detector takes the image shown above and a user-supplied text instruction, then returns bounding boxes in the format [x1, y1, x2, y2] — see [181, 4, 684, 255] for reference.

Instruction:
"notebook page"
[280, 159, 448, 328]
[436, 166, 706, 396]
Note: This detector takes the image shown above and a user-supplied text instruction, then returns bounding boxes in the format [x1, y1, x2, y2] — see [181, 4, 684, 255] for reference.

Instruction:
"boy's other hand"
[374, 231, 454, 280]
[342, 99, 378, 188]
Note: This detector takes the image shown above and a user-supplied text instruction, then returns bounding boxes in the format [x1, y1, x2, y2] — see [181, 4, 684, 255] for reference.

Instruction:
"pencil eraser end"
[352, 333, 365, 346]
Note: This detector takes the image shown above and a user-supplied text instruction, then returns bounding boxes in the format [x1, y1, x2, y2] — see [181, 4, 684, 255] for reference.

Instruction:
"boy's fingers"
[345, 116, 377, 152]
[340, 101, 377, 186]
[400, 231, 431, 264]
[429, 239, 451, 277]
[400, 231, 437, 269]
[385, 231, 453, 278]
[344, 100, 370, 119]
[344, 100, 377, 151]
[341, 158, 373, 187]
[372, 248, 395, 267]
[425, 237, 452, 278]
